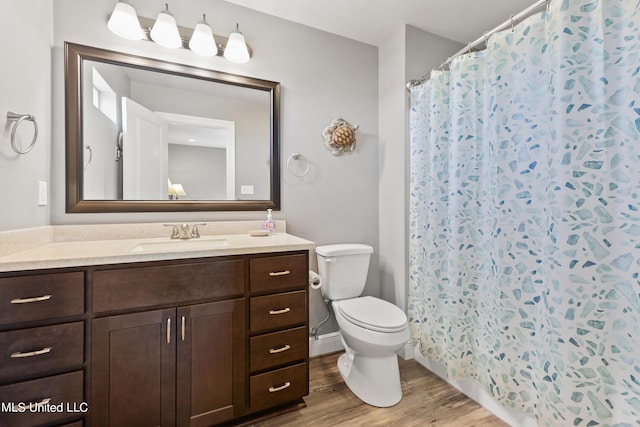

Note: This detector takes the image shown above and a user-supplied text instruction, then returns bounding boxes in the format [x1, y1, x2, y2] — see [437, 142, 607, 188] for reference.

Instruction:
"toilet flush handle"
[324, 257, 337, 263]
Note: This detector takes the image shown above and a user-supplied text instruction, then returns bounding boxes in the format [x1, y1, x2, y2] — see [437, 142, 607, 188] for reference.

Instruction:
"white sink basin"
[130, 236, 230, 253]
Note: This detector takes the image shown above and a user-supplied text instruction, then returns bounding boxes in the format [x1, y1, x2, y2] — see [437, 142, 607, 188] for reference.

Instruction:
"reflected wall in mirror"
[65, 42, 280, 213]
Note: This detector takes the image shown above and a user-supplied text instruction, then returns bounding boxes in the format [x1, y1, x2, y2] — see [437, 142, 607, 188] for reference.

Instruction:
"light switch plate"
[240, 185, 254, 195]
[38, 181, 47, 206]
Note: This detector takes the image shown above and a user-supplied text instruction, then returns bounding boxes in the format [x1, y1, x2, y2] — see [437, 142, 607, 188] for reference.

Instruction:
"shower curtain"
[409, 0, 640, 425]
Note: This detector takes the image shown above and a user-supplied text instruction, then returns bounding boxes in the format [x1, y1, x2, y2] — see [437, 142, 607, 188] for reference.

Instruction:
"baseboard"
[310, 333, 414, 360]
[398, 339, 415, 360]
[309, 331, 344, 357]
[413, 346, 537, 427]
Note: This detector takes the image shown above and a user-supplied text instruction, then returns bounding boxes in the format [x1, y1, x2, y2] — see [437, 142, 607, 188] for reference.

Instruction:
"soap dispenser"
[263, 209, 275, 235]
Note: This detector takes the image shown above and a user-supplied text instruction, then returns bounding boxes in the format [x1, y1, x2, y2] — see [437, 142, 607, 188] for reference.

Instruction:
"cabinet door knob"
[268, 270, 291, 277]
[268, 382, 291, 393]
[10, 347, 52, 358]
[268, 307, 291, 315]
[10, 294, 52, 304]
[269, 344, 291, 354]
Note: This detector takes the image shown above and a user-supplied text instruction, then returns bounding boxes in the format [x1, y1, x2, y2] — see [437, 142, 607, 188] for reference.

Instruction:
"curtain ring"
[467, 42, 472, 54]
[545, 0, 550, 12]
[510, 15, 515, 32]
[7, 112, 38, 155]
[483, 32, 489, 47]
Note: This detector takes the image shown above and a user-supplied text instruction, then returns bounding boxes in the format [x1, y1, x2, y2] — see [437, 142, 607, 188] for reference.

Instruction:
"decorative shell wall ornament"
[322, 118, 359, 155]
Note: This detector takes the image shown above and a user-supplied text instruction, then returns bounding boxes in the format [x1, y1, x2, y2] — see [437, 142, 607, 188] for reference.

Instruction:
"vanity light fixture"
[150, 4, 182, 49]
[223, 23, 250, 64]
[106, 1, 251, 63]
[189, 14, 218, 57]
[189, 13, 218, 56]
[107, 1, 144, 40]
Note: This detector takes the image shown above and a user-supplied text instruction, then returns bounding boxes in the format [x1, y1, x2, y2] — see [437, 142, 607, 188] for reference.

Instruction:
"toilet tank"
[316, 244, 373, 300]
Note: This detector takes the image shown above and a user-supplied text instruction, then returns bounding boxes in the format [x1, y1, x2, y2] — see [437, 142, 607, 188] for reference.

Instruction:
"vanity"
[0, 223, 314, 427]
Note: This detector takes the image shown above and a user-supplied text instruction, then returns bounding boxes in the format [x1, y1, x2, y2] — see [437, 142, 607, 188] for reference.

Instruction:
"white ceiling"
[225, 0, 538, 47]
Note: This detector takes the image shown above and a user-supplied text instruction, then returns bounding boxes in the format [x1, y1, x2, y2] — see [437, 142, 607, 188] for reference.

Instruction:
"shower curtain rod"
[406, 0, 548, 89]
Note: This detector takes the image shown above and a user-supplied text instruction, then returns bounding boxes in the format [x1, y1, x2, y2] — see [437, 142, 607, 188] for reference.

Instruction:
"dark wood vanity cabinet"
[248, 253, 309, 413]
[89, 251, 308, 426]
[0, 271, 86, 427]
[0, 250, 309, 427]
[91, 308, 177, 427]
[91, 257, 247, 427]
[91, 300, 246, 427]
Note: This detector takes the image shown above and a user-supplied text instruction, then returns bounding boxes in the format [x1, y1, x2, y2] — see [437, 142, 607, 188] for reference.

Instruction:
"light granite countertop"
[0, 221, 315, 273]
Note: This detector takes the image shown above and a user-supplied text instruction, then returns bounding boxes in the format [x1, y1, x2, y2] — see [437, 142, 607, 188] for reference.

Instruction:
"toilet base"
[336, 349, 403, 407]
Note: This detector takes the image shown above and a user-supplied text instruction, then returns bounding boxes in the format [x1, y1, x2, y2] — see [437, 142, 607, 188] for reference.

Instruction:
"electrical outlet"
[240, 185, 254, 195]
[38, 181, 48, 206]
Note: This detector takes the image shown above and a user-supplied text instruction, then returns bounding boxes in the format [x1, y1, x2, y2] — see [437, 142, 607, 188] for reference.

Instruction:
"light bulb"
[107, 1, 144, 40]
[224, 23, 250, 63]
[189, 14, 218, 56]
[150, 4, 182, 49]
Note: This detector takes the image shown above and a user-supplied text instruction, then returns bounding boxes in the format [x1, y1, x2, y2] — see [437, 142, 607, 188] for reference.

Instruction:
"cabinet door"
[92, 309, 176, 427]
[176, 299, 246, 427]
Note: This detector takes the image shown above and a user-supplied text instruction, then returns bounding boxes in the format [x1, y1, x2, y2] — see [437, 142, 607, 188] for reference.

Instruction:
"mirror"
[65, 42, 280, 213]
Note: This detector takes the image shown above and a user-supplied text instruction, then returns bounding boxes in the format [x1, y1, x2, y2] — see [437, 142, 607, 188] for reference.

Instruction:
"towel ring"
[287, 153, 310, 177]
[7, 112, 38, 155]
[84, 145, 93, 170]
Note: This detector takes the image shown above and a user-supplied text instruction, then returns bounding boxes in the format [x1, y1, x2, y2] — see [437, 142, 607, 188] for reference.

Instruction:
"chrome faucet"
[164, 223, 207, 239]
[177, 224, 191, 239]
[191, 223, 206, 238]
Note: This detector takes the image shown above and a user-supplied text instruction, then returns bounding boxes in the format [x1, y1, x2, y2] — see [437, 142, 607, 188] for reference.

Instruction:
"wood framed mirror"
[65, 42, 280, 213]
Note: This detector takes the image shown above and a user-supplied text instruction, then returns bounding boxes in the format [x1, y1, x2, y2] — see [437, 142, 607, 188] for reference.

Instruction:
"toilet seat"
[337, 296, 407, 333]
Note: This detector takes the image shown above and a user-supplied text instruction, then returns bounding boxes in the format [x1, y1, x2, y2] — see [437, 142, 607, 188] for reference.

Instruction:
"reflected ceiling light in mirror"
[107, 1, 144, 40]
[189, 14, 218, 57]
[150, 4, 181, 49]
[224, 23, 250, 64]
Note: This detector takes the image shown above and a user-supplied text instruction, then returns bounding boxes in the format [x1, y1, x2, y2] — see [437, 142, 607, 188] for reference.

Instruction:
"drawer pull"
[10, 347, 52, 358]
[268, 382, 291, 393]
[10, 294, 52, 304]
[28, 397, 52, 409]
[167, 318, 171, 344]
[269, 344, 291, 354]
[269, 270, 291, 277]
[268, 307, 291, 315]
[181, 316, 185, 341]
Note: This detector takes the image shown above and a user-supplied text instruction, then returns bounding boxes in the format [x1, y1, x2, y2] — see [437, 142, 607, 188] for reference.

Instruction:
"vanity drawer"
[250, 362, 308, 413]
[0, 370, 84, 427]
[250, 290, 307, 334]
[93, 259, 244, 312]
[249, 253, 308, 293]
[0, 322, 84, 383]
[250, 326, 308, 373]
[0, 272, 84, 326]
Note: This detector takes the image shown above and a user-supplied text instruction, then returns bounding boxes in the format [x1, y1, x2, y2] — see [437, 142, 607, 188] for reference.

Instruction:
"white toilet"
[316, 244, 409, 407]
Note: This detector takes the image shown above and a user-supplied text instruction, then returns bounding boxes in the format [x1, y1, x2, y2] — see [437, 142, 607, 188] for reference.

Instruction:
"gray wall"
[1, 0, 466, 337]
[130, 79, 270, 200]
[168, 145, 227, 200]
[83, 62, 129, 200]
[4, 0, 379, 333]
[0, 2, 53, 231]
[377, 25, 463, 312]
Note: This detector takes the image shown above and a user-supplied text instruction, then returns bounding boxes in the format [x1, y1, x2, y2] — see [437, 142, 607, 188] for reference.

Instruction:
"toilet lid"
[337, 296, 408, 333]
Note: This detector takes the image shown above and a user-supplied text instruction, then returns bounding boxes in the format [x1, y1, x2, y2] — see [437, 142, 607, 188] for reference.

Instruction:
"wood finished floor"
[251, 352, 509, 427]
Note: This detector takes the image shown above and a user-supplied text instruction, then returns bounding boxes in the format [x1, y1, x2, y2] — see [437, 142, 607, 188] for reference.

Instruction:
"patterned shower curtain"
[409, 0, 640, 425]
